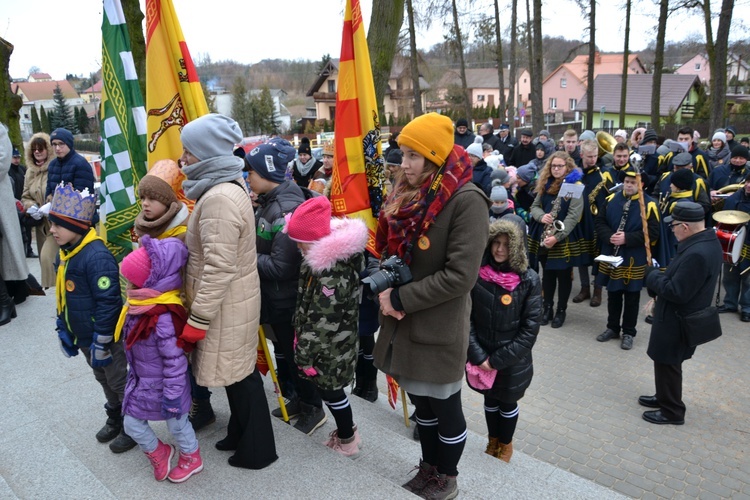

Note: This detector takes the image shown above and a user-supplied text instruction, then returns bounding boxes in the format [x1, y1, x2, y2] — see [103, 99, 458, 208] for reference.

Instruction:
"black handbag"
[677, 306, 722, 347]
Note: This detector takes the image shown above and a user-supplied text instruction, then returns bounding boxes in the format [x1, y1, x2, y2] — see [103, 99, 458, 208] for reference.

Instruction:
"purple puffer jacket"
[122, 236, 191, 421]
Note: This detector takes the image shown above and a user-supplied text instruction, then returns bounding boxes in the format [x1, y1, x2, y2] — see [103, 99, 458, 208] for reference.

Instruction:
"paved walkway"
[456, 276, 750, 499]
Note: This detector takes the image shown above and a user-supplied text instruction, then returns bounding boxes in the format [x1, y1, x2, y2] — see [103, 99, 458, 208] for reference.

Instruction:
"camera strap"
[404, 163, 446, 258]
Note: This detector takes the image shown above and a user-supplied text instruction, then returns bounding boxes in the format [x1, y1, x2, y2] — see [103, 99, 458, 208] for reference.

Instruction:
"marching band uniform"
[719, 174, 750, 322]
[595, 172, 660, 349]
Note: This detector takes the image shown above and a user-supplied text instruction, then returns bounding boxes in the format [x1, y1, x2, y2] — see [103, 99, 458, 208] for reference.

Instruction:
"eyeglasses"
[550, 164, 567, 170]
[51, 143, 67, 148]
[668, 222, 685, 230]
[32, 148, 46, 152]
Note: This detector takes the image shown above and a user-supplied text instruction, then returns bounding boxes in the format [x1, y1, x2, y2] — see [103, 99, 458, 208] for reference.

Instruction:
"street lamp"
[600, 106, 606, 129]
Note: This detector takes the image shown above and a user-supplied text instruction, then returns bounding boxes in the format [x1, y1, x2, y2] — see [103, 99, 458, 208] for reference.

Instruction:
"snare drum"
[715, 225, 747, 264]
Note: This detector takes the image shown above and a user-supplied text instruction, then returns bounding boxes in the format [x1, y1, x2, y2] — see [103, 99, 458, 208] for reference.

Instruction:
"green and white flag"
[100, 0, 148, 261]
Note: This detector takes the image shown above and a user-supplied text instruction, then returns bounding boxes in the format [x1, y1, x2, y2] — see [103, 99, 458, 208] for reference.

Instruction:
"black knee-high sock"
[496, 402, 519, 444]
[358, 336, 377, 380]
[484, 401, 501, 438]
[321, 389, 354, 439]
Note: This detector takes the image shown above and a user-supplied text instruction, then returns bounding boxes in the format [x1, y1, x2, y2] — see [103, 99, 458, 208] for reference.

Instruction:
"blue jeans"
[123, 413, 198, 454]
[722, 263, 750, 313]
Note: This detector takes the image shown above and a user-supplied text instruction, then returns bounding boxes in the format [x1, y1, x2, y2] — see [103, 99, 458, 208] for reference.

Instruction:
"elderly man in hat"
[178, 113, 277, 470]
[640, 201, 721, 424]
[496, 123, 517, 158]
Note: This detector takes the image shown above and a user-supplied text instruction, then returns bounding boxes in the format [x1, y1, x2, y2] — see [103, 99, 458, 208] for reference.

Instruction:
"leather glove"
[161, 397, 182, 419]
[300, 366, 318, 377]
[57, 329, 79, 358]
[90, 341, 113, 368]
[180, 323, 206, 344]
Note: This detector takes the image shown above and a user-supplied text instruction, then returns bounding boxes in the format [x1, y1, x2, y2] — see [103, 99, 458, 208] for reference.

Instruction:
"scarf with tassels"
[383, 146, 473, 264]
[114, 289, 184, 343]
[56, 228, 104, 316]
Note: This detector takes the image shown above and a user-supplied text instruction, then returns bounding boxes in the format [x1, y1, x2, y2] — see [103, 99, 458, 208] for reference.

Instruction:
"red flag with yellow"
[330, 0, 386, 257]
[145, 0, 208, 207]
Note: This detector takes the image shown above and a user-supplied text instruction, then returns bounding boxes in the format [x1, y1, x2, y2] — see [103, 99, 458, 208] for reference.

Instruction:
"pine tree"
[256, 87, 277, 135]
[50, 83, 74, 131]
[40, 105, 51, 134]
[77, 107, 89, 134]
[31, 107, 41, 133]
[73, 107, 81, 133]
[231, 77, 253, 135]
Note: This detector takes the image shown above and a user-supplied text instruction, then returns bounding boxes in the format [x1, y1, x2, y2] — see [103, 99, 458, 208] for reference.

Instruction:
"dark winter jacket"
[472, 159, 493, 197]
[291, 158, 323, 188]
[56, 236, 122, 348]
[467, 220, 542, 402]
[255, 180, 306, 323]
[723, 188, 750, 274]
[481, 133, 502, 153]
[294, 218, 367, 391]
[454, 130, 476, 149]
[496, 135, 517, 158]
[8, 163, 26, 200]
[708, 163, 749, 191]
[646, 229, 722, 365]
[45, 149, 95, 201]
[507, 142, 536, 168]
[122, 237, 191, 421]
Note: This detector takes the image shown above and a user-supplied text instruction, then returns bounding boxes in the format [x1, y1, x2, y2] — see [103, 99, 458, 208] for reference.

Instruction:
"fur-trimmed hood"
[303, 217, 368, 273]
[485, 219, 528, 274]
[25, 132, 53, 169]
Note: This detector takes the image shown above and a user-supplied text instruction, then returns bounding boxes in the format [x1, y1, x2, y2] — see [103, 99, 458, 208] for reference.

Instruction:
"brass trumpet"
[596, 131, 617, 158]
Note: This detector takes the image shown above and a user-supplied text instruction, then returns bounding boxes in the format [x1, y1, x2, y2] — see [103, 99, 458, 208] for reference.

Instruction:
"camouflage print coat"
[293, 217, 368, 391]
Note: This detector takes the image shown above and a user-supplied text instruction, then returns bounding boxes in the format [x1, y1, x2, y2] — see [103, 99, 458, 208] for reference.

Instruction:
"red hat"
[121, 246, 152, 288]
[286, 196, 332, 243]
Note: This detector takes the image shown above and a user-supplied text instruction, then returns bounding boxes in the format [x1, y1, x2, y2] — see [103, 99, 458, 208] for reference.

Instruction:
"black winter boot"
[96, 403, 122, 443]
[351, 376, 366, 398]
[539, 303, 554, 326]
[361, 379, 379, 403]
[551, 308, 567, 328]
[109, 430, 137, 453]
[188, 398, 216, 431]
[0, 277, 17, 326]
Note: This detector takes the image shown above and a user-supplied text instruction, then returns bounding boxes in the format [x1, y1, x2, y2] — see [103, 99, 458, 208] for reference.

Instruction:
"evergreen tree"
[40, 105, 51, 134]
[50, 83, 74, 131]
[77, 107, 89, 134]
[256, 87, 278, 135]
[31, 106, 41, 133]
[73, 107, 81, 133]
[231, 77, 253, 135]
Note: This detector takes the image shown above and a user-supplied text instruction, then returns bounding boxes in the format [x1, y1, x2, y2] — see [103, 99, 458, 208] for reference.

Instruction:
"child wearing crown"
[49, 183, 136, 453]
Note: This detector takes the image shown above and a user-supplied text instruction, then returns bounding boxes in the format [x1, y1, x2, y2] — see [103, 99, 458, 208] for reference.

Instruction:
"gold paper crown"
[50, 183, 97, 222]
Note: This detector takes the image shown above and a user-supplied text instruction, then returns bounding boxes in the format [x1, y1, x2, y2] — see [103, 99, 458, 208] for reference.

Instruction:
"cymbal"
[713, 210, 750, 225]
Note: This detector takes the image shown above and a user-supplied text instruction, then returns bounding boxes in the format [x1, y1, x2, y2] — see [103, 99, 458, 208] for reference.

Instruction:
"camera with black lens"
[362, 255, 413, 294]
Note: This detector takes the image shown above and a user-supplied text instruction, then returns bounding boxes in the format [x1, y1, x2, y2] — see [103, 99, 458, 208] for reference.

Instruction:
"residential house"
[11, 79, 85, 139]
[306, 57, 430, 125]
[429, 67, 532, 118]
[542, 53, 647, 118]
[27, 72, 52, 82]
[577, 74, 702, 130]
[80, 80, 103, 104]
[215, 88, 292, 133]
[675, 53, 750, 88]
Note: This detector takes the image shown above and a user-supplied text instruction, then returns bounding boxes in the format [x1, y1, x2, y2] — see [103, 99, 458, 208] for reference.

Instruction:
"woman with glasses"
[528, 151, 590, 328]
[21, 133, 56, 287]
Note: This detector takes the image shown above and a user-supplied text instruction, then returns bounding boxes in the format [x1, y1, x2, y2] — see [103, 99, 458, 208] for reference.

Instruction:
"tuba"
[596, 131, 617, 158]
[712, 182, 745, 211]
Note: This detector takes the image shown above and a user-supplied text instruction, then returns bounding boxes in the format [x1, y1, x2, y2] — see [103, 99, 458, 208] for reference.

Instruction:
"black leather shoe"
[551, 309, 566, 328]
[644, 315, 653, 324]
[717, 305, 738, 313]
[642, 410, 684, 425]
[638, 395, 660, 408]
[596, 329, 619, 342]
[741, 313, 750, 322]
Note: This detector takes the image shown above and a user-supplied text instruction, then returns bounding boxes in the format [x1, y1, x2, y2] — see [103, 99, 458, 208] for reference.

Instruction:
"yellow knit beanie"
[397, 113, 454, 166]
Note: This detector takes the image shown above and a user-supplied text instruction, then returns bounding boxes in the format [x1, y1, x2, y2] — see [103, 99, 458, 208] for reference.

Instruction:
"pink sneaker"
[145, 440, 174, 482]
[167, 448, 203, 483]
[323, 425, 362, 449]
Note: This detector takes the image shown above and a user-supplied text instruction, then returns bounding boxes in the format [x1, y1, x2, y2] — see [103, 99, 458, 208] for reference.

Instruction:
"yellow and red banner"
[330, 0, 386, 257]
[145, 0, 208, 170]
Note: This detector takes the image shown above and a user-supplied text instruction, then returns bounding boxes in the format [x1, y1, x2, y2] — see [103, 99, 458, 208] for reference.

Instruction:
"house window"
[549, 98, 557, 110]
[327, 80, 335, 93]
[602, 119, 614, 130]
[477, 95, 485, 102]
[523, 78, 527, 83]
[560, 78, 567, 88]
[569, 99, 577, 110]
[329, 106, 336, 121]
[694, 63, 701, 71]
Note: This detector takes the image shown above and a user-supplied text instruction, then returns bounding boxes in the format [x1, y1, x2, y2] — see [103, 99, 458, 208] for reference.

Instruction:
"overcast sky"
[2, 0, 748, 80]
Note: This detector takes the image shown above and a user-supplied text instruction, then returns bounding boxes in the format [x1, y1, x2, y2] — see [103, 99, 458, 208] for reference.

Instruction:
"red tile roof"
[11, 80, 80, 102]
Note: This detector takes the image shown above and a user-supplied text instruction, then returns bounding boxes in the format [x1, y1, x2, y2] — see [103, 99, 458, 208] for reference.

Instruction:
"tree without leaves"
[450, 0, 472, 122]
[531, 0, 544, 132]
[0, 36, 24, 155]
[651, 0, 668, 133]
[405, 0, 423, 117]
[619, 0, 632, 129]
[508, 0, 518, 130]
[122, 0, 146, 101]
[493, 1, 507, 121]
[367, 0, 406, 122]
[583, 0, 595, 129]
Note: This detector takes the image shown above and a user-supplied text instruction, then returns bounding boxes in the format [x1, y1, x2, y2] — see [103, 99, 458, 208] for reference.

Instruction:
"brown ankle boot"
[572, 286, 590, 303]
[484, 437, 500, 456]
[496, 441, 513, 463]
[590, 287, 602, 307]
